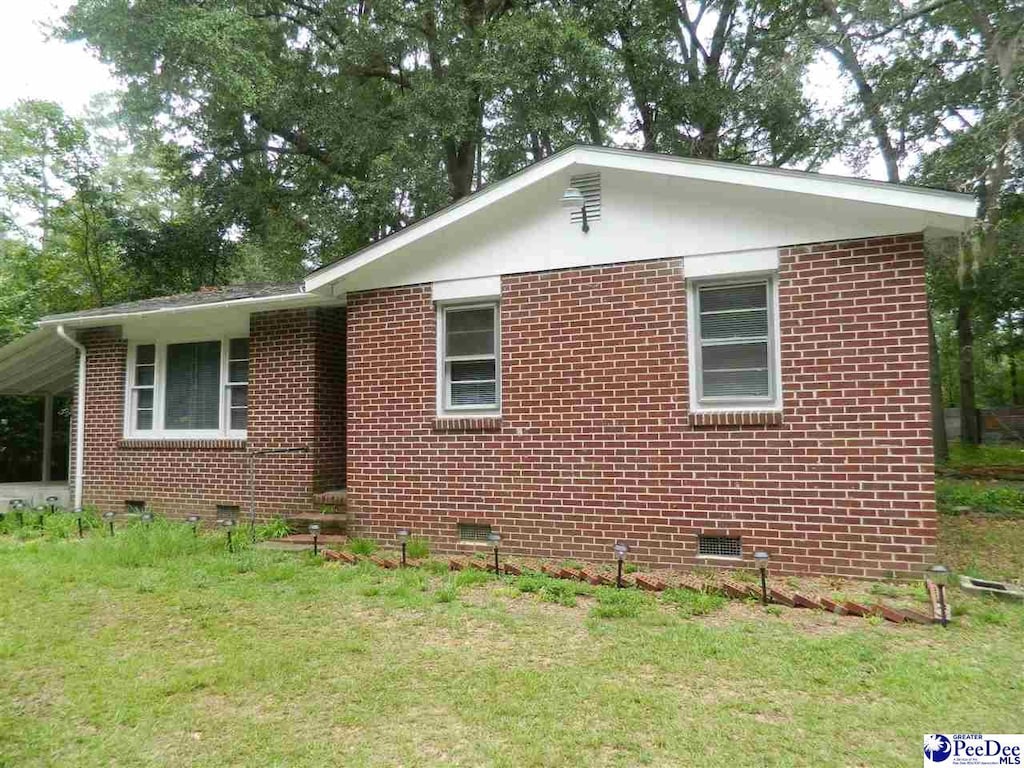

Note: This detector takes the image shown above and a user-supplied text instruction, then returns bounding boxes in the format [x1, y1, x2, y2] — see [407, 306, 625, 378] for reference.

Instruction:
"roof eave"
[36, 290, 338, 329]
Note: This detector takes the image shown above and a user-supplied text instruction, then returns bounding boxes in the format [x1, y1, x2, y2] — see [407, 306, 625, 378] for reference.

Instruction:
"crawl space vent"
[458, 523, 492, 542]
[698, 535, 742, 558]
[569, 172, 601, 225]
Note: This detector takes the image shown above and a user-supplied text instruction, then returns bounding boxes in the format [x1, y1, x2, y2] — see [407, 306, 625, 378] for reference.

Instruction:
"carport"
[0, 328, 78, 508]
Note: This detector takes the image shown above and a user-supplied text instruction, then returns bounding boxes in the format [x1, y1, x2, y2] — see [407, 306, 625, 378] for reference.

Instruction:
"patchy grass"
[946, 441, 1024, 469]
[1, 524, 1023, 767]
[938, 515, 1024, 582]
[935, 478, 1024, 516]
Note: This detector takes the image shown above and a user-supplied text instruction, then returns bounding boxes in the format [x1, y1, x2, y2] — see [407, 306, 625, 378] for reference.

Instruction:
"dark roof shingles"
[41, 282, 302, 323]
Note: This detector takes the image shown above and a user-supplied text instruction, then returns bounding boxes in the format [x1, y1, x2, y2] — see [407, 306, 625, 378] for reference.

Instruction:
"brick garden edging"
[320, 549, 949, 626]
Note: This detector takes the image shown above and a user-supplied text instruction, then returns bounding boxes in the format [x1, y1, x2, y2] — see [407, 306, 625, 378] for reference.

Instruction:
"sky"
[0, 0, 883, 180]
[0, 0, 118, 114]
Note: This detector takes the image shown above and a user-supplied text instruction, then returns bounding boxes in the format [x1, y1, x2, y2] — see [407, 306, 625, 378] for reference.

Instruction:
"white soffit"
[683, 248, 778, 279]
[432, 276, 502, 302]
[304, 145, 977, 294]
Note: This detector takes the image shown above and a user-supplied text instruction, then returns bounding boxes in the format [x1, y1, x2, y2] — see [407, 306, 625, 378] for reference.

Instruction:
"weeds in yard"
[590, 588, 654, 618]
[936, 478, 1024, 516]
[947, 442, 1024, 468]
[348, 537, 378, 555]
[661, 588, 727, 617]
[406, 536, 430, 560]
[255, 517, 292, 540]
[515, 574, 592, 606]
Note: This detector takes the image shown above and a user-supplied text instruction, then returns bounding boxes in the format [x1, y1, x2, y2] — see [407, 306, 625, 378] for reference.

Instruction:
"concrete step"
[314, 488, 347, 507]
[285, 513, 347, 536]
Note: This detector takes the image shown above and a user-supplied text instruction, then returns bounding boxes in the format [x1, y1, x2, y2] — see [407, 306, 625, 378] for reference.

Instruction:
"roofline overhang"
[36, 290, 340, 329]
[303, 144, 978, 293]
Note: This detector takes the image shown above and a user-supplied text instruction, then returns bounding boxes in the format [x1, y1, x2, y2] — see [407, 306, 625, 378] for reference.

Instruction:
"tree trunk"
[957, 290, 980, 445]
[928, 311, 948, 464]
[444, 139, 476, 201]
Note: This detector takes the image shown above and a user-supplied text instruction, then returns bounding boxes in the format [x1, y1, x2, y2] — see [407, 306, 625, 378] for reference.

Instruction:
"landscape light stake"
[103, 511, 115, 537]
[46, 495, 59, 516]
[11, 499, 24, 527]
[397, 528, 409, 567]
[754, 551, 770, 605]
[927, 564, 950, 628]
[141, 511, 153, 526]
[613, 542, 629, 588]
[75, 508, 84, 538]
[219, 518, 237, 552]
[309, 523, 321, 556]
[187, 515, 201, 537]
[487, 531, 501, 576]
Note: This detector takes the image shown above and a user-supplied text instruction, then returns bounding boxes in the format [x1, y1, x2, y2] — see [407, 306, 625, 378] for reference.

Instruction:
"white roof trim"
[36, 291, 336, 329]
[304, 145, 977, 293]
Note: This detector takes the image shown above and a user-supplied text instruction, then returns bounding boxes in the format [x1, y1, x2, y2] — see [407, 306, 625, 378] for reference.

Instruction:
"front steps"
[263, 488, 348, 547]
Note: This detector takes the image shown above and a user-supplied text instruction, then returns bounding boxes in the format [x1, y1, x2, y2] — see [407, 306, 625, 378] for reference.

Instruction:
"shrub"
[348, 538, 377, 555]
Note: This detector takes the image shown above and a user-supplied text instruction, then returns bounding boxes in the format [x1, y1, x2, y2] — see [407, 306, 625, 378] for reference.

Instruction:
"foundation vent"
[698, 535, 742, 558]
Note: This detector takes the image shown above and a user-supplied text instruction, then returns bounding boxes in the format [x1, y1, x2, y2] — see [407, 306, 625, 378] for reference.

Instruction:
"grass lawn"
[2, 522, 1023, 767]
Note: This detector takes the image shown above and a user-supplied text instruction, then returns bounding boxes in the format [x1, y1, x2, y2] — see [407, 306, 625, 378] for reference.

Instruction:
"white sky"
[0, 0, 885, 180]
[0, 0, 118, 114]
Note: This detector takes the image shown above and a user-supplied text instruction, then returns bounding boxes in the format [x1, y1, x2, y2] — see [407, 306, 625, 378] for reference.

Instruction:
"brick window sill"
[689, 411, 782, 428]
[119, 438, 247, 450]
[432, 417, 502, 434]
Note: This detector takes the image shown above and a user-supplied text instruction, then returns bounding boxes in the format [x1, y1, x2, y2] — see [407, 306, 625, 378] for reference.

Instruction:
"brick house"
[3, 146, 976, 577]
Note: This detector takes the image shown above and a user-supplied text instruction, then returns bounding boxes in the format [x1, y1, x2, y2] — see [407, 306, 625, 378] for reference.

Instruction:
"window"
[131, 344, 155, 431]
[691, 278, 780, 411]
[125, 338, 249, 439]
[226, 339, 249, 431]
[438, 303, 500, 414]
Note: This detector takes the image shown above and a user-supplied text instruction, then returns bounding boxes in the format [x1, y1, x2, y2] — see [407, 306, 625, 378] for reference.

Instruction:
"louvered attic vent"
[569, 172, 601, 225]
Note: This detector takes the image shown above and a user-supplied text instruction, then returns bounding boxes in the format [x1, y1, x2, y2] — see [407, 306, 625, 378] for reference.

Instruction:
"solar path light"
[10, 499, 25, 527]
[45, 495, 60, 515]
[486, 531, 501, 576]
[754, 551, 770, 605]
[103, 511, 115, 536]
[219, 517, 237, 552]
[926, 564, 951, 628]
[309, 523, 321, 556]
[187, 515, 201, 536]
[613, 541, 629, 588]
[397, 528, 409, 567]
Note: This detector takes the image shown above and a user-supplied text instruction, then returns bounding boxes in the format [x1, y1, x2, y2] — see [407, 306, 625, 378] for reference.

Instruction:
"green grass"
[935, 478, 1024, 516]
[946, 441, 1024, 468]
[2, 524, 1023, 766]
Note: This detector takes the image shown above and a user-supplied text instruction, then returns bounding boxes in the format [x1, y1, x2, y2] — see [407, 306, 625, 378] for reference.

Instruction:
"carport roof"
[0, 328, 77, 396]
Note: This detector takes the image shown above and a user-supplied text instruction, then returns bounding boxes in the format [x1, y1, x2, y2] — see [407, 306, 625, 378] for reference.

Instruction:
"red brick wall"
[76, 307, 346, 520]
[345, 234, 936, 578]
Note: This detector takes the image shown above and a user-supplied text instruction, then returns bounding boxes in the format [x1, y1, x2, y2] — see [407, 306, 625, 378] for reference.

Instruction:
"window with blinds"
[125, 337, 249, 438]
[165, 341, 222, 430]
[441, 304, 499, 412]
[694, 279, 777, 407]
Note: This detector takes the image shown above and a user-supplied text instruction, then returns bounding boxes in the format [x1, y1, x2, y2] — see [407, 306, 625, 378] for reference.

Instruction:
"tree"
[62, 0, 620, 268]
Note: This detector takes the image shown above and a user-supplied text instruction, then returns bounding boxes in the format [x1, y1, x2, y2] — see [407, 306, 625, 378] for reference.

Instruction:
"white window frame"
[687, 274, 782, 413]
[124, 338, 248, 440]
[436, 301, 501, 417]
